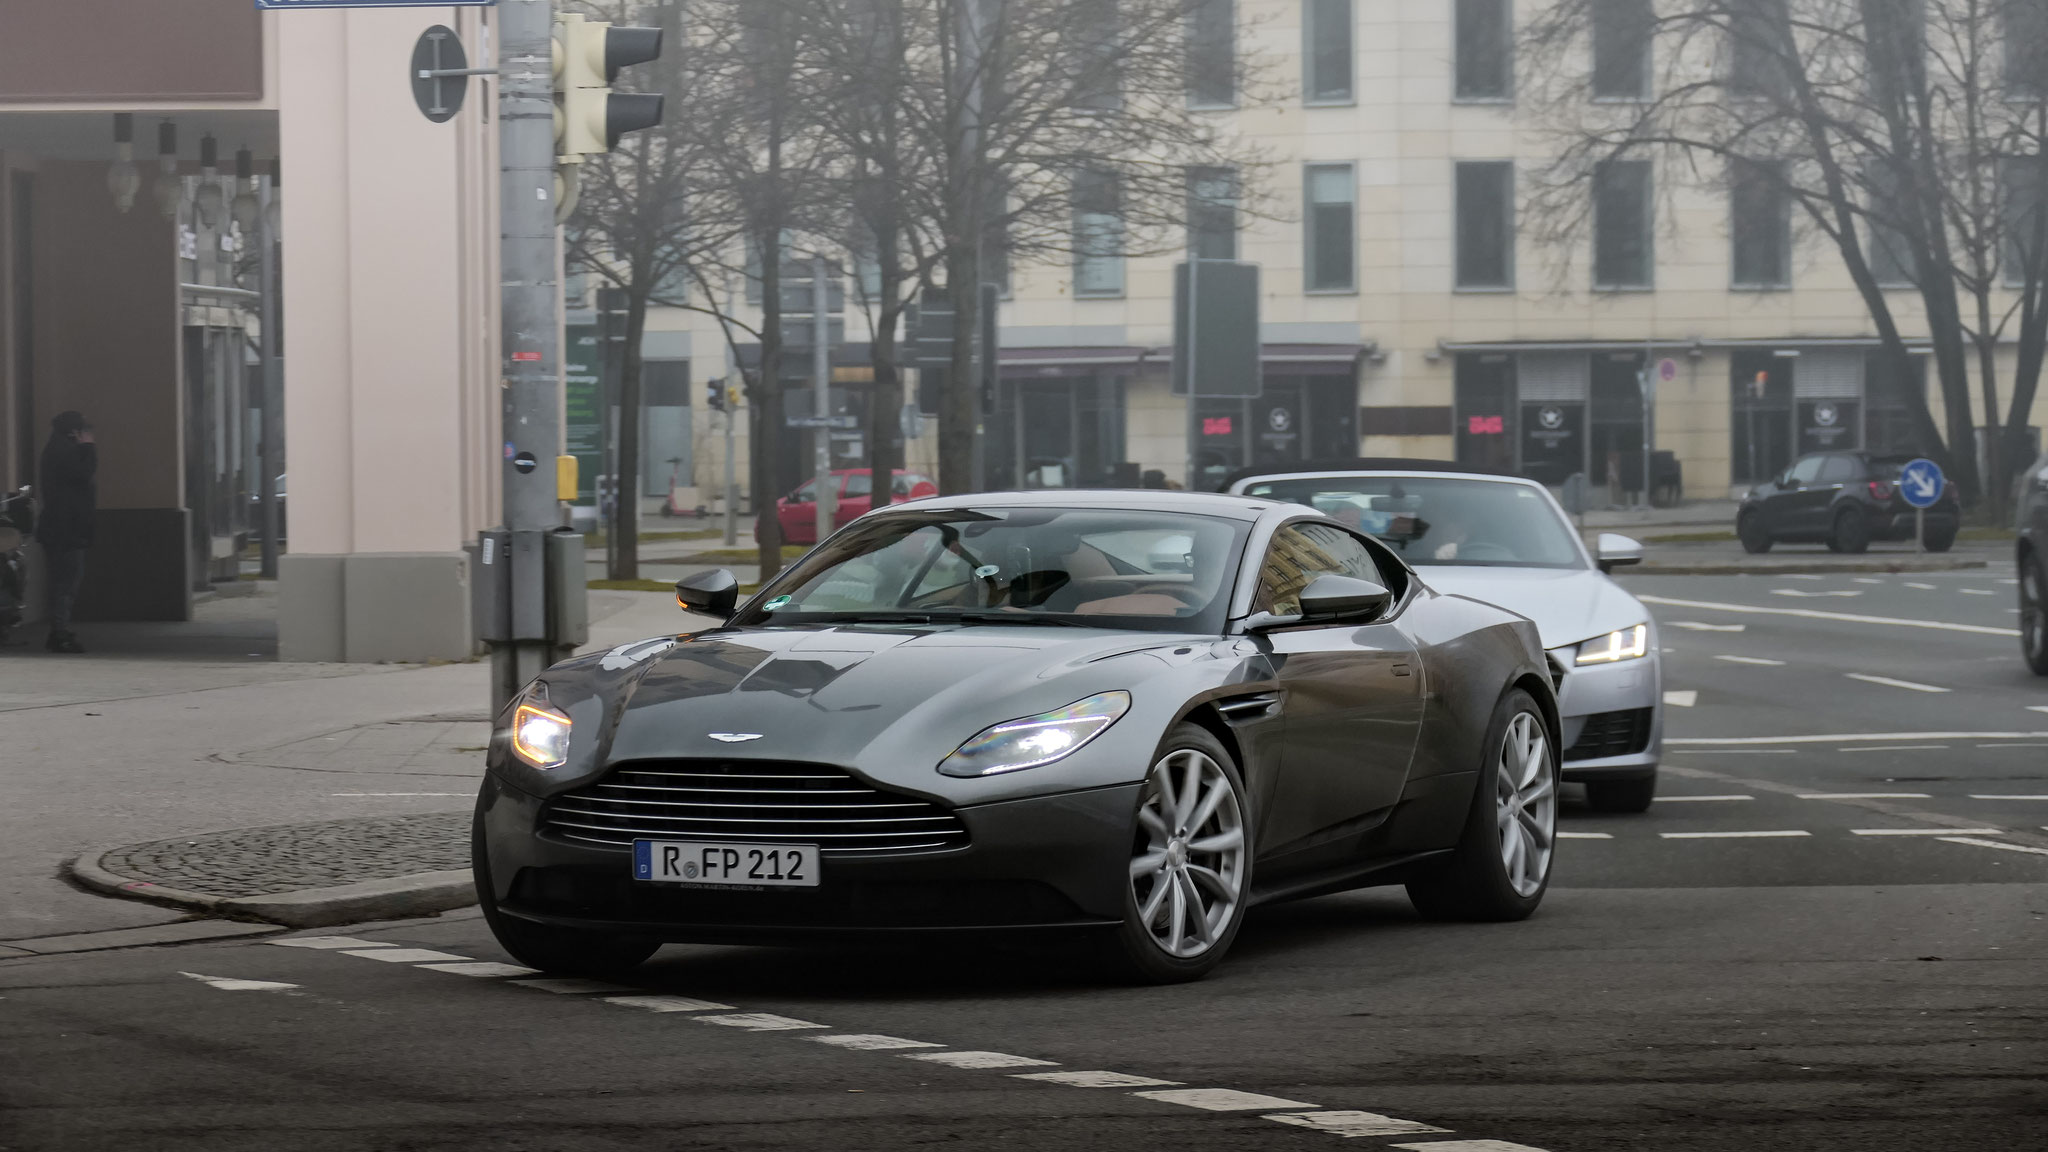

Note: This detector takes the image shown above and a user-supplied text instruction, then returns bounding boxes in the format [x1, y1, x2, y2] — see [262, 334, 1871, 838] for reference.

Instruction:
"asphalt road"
[4, 562, 2045, 1152]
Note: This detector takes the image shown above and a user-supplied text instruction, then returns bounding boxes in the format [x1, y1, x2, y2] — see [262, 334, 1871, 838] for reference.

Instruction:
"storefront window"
[1730, 350, 1795, 484]
[1454, 354, 1516, 474]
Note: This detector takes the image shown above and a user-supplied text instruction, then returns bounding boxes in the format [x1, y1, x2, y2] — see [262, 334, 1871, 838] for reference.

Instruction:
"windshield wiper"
[950, 612, 1095, 628]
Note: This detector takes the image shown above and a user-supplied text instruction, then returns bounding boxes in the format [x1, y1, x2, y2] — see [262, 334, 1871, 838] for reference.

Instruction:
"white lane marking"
[1960, 588, 1996, 596]
[1969, 794, 2048, 800]
[180, 971, 298, 992]
[1715, 655, 1787, 666]
[1671, 621, 1746, 632]
[1840, 744, 1949, 753]
[1134, 1088, 1318, 1112]
[2028, 706, 2048, 714]
[268, 936, 394, 950]
[603, 995, 734, 1013]
[341, 948, 470, 964]
[1392, 1131, 1548, 1139]
[1938, 837, 2048, 858]
[908, 1050, 1058, 1069]
[1853, 828, 2005, 836]
[1671, 748, 1795, 754]
[1661, 830, 1811, 839]
[1771, 589, 1862, 598]
[1783, 574, 1825, 580]
[1906, 582, 1938, 590]
[1268, 1110, 1451, 1137]
[1393, 1142, 1555, 1152]
[1853, 578, 1884, 585]
[1978, 742, 2048, 748]
[1670, 731, 2048, 745]
[1637, 594, 2020, 637]
[1654, 794, 1753, 802]
[418, 961, 539, 978]
[694, 1013, 826, 1031]
[330, 792, 472, 797]
[508, 977, 640, 995]
[810, 1034, 944, 1051]
[1845, 673, 1951, 694]
[2001, 578, 2021, 585]
[1663, 690, 1698, 707]
[1799, 792, 1932, 800]
[1559, 831, 1613, 839]
[1016, 1070, 1181, 1088]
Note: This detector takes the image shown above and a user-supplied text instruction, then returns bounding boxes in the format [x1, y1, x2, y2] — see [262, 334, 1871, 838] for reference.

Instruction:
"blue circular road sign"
[1898, 457, 1945, 509]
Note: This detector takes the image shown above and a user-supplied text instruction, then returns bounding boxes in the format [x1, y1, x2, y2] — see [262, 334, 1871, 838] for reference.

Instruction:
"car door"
[1251, 522, 1427, 864]
[1769, 454, 1829, 537]
[1814, 454, 1860, 527]
[837, 472, 874, 527]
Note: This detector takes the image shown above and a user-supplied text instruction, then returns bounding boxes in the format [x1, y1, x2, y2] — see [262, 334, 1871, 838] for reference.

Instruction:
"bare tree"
[1522, 0, 2048, 510]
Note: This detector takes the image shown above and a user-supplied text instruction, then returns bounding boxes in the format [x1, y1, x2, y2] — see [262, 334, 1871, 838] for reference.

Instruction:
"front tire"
[1585, 775, 1657, 813]
[1738, 512, 1773, 554]
[1107, 724, 1251, 984]
[472, 801, 659, 978]
[1407, 690, 1558, 922]
[2023, 553, 2048, 676]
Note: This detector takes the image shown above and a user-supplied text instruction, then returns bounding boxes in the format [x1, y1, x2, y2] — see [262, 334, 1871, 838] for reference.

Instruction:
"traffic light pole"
[490, 0, 563, 714]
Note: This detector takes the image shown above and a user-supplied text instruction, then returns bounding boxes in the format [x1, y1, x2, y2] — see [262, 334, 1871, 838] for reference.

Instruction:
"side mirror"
[1595, 533, 1644, 574]
[675, 569, 740, 619]
[1298, 573, 1393, 621]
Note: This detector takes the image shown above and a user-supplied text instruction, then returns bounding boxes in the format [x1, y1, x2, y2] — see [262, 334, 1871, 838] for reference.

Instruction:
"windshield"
[733, 507, 1249, 632]
[1237, 476, 1585, 569]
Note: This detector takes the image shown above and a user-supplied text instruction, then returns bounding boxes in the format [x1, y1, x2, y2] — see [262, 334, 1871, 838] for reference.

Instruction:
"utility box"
[545, 529, 588, 648]
[473, 529, 512, 643]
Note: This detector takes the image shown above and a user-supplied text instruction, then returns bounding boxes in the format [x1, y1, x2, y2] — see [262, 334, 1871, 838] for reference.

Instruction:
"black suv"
[1738, 452, 1960, 554]
[2020, 449, 2048, 675]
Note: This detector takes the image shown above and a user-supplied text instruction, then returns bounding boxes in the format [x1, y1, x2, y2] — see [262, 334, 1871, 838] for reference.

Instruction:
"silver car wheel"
[1130, 748, 1246, 959]
[1495, 712, 1556, 898]
[2025, 562, 2046, 662]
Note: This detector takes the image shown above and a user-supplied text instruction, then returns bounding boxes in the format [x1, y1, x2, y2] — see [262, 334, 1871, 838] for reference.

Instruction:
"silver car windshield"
[1239, 476, 1585, 569]
[735, 508, 1248, 631]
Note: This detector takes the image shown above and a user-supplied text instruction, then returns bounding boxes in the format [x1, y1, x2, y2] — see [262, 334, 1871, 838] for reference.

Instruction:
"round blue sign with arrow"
[1898, 457, 1945, 509]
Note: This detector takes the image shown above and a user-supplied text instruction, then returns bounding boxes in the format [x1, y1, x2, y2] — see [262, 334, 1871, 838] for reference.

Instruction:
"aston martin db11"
[472, 490, 1561, 982]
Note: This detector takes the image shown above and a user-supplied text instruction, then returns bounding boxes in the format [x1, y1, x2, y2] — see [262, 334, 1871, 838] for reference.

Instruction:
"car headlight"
[508, 683, 573, 769]
[938, 691, 1131, 778]
[1574, 623, 1650, 666]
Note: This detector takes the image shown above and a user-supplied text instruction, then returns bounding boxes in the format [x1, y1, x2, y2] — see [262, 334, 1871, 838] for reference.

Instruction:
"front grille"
[1563, 708, 1654, 761]
[540, 760, 970, 858]
[508, 868, 1084, 928]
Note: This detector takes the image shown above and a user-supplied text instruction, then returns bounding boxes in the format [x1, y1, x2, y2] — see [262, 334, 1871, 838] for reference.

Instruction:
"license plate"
[632, 840, 820, 888]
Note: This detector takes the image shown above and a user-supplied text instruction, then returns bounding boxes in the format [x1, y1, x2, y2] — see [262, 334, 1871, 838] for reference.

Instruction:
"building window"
[1864, 161, 1915, 287]
[1727, 0, 1788, 97]
[1304, 0, 1353, 103]
[1187, 166, 1239, 261]
[1304, 163, 1356, 292]
[2007, 0, 2048, 95]
[2003, 157, 2048, 287]
[1593, 159, 1653, 289]
[1073, 169, 1125, 297]
[1866, 0, 1926, 104]
[1187, 0, 1235, 107]
[1591, 0, 1652, 100]
[1073, 0, 1121, 112]
[1731, 160, 1791, 288]
[1455, 161, 1515, 290]
[1454, 0, 1512, 101]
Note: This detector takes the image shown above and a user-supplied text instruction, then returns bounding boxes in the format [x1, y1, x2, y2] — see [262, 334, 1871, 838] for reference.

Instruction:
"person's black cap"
[51, 411, 87, 435]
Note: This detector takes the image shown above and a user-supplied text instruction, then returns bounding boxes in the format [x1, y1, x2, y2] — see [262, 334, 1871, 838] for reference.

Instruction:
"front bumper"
[1548, 649, 1662, 781]
[476, 771, 1139, 944]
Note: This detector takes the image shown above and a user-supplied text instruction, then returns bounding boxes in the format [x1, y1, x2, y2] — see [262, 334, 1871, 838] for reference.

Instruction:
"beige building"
[655, 0, 2045, 509]
[0, 0, 501, 661]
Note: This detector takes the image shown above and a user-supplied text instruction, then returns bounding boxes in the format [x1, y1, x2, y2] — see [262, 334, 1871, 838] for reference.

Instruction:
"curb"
[1634, 558, 1988, 575]
[67, 845, 478, 930]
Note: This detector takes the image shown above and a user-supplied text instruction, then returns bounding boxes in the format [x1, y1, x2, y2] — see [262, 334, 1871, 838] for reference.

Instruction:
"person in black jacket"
[38, 411, 95, 654]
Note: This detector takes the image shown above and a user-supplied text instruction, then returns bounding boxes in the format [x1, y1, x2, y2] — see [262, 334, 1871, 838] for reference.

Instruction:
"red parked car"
[777, 469, 938, 544]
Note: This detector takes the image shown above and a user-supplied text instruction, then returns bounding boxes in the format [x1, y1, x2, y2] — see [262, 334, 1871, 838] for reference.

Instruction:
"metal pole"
[813, 252, 834, 542]
[491, 0, 564, 714]
[1184, 258, 1201, 490]
[256, 178, 282, 579]
[1916, 506, 1925, 554]
[722, 385, 738, 547]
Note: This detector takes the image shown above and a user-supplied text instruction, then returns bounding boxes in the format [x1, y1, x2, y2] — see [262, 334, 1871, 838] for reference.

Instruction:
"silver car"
[1228, 464, 1661, 812]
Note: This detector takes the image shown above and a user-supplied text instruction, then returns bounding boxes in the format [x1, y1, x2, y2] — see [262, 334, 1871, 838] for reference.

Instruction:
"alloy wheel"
[1494, 713, 1556, 898]
[1130, 748, 1246, 959]
[2026, 561, 2047, 664]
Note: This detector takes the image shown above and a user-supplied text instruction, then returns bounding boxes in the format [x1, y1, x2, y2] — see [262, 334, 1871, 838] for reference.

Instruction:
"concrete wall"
[276, 7, 499, 662]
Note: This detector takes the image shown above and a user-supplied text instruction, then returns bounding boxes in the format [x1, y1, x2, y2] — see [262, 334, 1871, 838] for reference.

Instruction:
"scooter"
[0, 485, 33, 645]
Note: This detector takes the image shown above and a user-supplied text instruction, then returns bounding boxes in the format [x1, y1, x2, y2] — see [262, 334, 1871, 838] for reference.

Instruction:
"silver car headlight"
[938, 691, 1131, 778]
[1573, 623, 1650, 666]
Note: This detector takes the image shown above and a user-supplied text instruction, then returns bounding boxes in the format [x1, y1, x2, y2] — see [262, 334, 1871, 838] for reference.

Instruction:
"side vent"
[1213, 692, 1280, 722]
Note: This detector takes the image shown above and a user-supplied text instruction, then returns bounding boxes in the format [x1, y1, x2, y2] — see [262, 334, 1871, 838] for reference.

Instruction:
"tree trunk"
[754, 227, 786, 581]
[612, 286, 650, 579]
[938, 245, 979, 494]
[868, 222, 904, 510]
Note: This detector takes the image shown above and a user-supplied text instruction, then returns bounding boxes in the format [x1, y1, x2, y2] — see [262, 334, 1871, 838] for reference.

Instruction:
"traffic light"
[705, 381, 725, 411]
[553, 13, 666, 158]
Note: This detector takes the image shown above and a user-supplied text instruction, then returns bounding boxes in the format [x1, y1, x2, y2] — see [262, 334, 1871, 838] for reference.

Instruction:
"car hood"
[1416, 566, 1647, 651]
[600, 624, 1206, 767]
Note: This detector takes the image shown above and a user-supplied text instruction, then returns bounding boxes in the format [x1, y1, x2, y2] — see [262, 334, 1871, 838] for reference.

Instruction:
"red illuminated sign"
[1467, 415, 1505, 435]
[1202, 416, 1234, 436]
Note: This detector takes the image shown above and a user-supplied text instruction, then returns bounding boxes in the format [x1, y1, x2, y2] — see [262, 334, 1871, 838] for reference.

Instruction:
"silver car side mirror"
[1595, 533, 1644, 574]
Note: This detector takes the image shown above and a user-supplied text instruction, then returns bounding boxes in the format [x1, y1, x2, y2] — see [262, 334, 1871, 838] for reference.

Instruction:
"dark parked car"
[2019, 449, 2048, 675]
[1737, 452, 1959, 554]
[474, 490, 1561, 983]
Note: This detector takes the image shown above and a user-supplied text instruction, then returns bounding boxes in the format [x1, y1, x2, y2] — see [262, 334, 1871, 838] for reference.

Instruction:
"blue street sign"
[257, 1, 492, 10]
[1898, 457, 1945, 509]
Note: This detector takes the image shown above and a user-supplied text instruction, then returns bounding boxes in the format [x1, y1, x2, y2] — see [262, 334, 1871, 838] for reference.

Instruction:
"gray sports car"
[473, 490, 1561, 983]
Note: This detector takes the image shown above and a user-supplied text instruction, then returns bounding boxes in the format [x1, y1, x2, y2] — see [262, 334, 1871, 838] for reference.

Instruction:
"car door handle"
[1392, 663, 1413, 677]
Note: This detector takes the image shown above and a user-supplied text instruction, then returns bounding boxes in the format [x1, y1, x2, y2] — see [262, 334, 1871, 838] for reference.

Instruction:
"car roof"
[873, 487, 1276, 521]
[1219, 457, 1514, 490]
